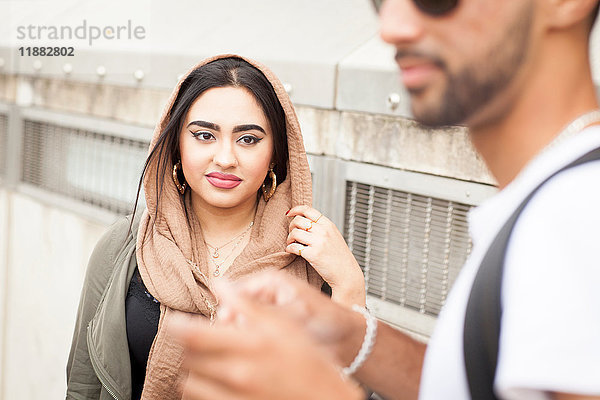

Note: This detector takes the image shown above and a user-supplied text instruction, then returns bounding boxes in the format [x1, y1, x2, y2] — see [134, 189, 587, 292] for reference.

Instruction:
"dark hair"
[130, 57, 288, 230]
[592, 2, 600, 30]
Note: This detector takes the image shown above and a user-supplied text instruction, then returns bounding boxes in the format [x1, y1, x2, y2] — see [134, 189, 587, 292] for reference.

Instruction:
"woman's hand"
[286, 205, 366, 307]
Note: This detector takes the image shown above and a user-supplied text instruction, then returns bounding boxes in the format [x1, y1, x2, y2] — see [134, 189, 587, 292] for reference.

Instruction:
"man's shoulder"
[506, 160, 600, 267]
[523, 159, 600, 217]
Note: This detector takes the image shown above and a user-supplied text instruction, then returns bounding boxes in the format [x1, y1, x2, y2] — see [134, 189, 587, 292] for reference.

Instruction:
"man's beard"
[409, 5, 533, 128]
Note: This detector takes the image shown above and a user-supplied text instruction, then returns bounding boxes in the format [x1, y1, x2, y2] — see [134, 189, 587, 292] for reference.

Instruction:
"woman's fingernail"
[285, 208, 291, 215]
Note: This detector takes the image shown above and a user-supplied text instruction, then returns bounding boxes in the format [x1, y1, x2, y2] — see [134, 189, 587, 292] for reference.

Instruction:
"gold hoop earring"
[262, 168, 277, 202]
[172, 161, 187, 195]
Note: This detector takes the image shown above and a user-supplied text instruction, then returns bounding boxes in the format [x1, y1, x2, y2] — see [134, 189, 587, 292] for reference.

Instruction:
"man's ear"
[542, 0, 599, 29]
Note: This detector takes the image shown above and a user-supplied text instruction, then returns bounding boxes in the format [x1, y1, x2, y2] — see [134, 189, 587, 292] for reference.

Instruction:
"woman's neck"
[191, 195, 258, 246]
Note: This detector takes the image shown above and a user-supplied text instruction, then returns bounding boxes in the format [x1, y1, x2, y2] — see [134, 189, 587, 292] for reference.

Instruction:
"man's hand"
[171, 272, 426, 400]
[553, 393, 600, 400]
[168, 281, 364, 400]
[218, 271, 367, 367]
[222, 271, 427, 400]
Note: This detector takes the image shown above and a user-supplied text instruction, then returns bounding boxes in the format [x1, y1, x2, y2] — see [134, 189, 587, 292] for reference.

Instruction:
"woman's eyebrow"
[187, 120, 220, 131]
[232, 124, 266, 134]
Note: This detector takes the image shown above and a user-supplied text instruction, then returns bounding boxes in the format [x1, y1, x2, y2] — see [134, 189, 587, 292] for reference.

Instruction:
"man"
[170, 0, 600, 399]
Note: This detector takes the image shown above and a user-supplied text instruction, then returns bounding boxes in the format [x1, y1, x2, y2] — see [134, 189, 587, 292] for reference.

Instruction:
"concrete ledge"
[298, 107, 495, 185]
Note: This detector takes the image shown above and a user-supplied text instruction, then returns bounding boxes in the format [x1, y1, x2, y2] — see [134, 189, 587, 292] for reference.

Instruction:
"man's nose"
[213, 141, 238, 169]
[379, 0, 425, 46]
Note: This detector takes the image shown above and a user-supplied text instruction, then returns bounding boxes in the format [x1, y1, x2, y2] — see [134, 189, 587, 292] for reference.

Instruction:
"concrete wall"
[0, 188, 110, 399]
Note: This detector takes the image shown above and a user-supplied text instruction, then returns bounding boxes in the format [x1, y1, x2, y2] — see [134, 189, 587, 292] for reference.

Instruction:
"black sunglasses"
[371, 0, 459, 17]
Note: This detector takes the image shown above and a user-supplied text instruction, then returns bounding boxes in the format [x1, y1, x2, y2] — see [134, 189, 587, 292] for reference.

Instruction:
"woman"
[66, 54, 365, 400]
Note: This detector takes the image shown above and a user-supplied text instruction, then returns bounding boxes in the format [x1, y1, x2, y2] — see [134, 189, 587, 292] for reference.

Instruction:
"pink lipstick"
[206, 172, 242, 189]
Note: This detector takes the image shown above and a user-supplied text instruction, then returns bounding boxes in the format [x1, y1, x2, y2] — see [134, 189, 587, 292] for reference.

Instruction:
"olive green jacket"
[66, 213, 142, 400]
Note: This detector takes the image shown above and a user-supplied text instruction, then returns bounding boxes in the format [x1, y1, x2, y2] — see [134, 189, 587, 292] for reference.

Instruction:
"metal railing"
[309, 157, 496, 335]
[21, 119, 148, 214]
[344, 182, 472, 317]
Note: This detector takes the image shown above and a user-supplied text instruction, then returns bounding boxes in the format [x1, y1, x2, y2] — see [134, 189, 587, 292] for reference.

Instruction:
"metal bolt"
[133, 69, 144, 81]
[63, 63, 73, 75]
[283, 82, 293, 95]
[96, 65, 106, 77]
[465, 191, 471, 198]
[32, 60, 42, 71]
[386, 92, 401, 111]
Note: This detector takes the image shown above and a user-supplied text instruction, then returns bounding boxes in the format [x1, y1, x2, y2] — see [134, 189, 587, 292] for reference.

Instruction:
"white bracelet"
[342, 304, 377, 376]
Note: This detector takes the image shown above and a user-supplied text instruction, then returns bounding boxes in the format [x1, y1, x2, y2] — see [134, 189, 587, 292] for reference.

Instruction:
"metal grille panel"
[0, 114, 8, 177]
[21, 120, 148, 214]
[344, 181, 472, 316]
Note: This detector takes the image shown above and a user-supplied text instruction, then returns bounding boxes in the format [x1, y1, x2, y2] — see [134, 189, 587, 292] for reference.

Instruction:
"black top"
[125, 266, 160, 400]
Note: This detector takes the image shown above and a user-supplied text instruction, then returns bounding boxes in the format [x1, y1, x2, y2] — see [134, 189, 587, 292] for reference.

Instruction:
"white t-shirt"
[419, 126, 600, 400]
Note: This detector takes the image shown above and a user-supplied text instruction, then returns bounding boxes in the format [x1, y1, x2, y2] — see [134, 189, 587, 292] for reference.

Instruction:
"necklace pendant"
[213, 268, 220, 277]
[212, 248, 219, 258]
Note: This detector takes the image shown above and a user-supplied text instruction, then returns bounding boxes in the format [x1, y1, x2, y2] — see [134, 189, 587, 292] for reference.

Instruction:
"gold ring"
[306, 221, 313, 231]
[314, 214, 322, 223]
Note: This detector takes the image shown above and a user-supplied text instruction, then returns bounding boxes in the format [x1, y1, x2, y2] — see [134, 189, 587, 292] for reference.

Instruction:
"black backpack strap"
[463, 146, 600, 400]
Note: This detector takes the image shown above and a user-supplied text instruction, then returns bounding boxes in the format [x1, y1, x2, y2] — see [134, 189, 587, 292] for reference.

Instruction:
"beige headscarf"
[136, 54, 323, 399]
